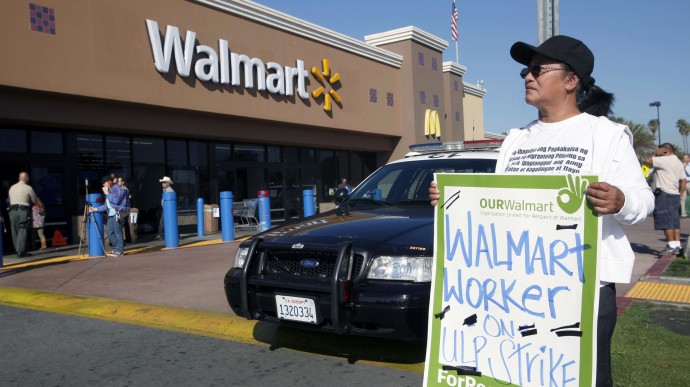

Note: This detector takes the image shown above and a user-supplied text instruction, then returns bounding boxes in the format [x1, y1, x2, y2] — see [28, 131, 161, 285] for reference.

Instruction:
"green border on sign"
[424, 173, 600, 387]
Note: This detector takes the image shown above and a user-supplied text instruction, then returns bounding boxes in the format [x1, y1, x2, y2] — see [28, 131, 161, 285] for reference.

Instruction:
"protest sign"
[424, 173, 601, 387]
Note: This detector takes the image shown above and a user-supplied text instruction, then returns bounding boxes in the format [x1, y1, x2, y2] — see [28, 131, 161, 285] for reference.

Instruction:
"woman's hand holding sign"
[585, 182, 625, 215]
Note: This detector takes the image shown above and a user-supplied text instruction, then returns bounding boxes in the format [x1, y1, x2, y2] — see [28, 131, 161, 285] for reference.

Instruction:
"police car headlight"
[233, 246, 249, 268]
[367, 256, 433, 282]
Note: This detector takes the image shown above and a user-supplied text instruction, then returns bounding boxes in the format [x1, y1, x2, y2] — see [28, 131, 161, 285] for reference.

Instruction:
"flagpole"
[451, 0, 459, 63]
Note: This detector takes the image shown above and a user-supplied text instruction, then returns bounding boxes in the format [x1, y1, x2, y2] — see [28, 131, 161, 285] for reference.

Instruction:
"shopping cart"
[232, 199, 259, 231]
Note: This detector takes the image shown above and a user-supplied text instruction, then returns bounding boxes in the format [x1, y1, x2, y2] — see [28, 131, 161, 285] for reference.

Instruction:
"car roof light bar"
[408, 140, 502, 153]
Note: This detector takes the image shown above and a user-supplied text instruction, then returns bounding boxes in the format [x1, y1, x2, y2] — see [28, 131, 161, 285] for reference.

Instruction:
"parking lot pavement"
[0, 229, 255, 268]
[0, 218, 689, 313]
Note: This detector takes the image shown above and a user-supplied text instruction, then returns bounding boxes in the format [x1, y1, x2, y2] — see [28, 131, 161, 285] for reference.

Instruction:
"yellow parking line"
[0, 286, 261, 345]
[0, 286, 424, 373]
[625, 281, 690, 304]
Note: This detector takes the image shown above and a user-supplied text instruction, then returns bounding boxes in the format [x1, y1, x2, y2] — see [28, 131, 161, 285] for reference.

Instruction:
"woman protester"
[430, 35, 653, 386]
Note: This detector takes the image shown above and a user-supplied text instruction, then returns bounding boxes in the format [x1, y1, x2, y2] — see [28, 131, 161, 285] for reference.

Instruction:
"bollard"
[163, 191, 179, 248]
[220, 191, 234, 242]
[87, 192, 105, 257]
[303, 189, 315, 217]
[196, 197, 205, 237]
[257, 190, 271, 232]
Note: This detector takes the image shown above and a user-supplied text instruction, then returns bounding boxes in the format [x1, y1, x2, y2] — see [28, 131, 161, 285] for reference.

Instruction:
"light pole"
[649, 101, 661, 146]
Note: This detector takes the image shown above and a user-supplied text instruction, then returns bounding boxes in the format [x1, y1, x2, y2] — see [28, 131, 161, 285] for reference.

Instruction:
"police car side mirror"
[333, 187, 349, 205]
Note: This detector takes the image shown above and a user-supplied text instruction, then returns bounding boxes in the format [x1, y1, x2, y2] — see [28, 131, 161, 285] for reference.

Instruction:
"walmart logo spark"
[311, 58, 342, 112]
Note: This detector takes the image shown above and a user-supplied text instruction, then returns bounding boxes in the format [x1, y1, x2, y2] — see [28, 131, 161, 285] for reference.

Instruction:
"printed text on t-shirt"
[504, 146, 589, 173]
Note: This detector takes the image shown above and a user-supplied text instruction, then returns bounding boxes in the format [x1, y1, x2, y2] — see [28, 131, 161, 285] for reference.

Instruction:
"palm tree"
[648, 119, 659, 145]
[612, 117, 656, 161]
[676, 118, 690, 153]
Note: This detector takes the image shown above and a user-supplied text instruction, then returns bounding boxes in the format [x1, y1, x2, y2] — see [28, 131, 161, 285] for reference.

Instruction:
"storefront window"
[214, 143, 231, 161]
[318, 150, 336, 201]
[167, 139, 188, 166]
[337, 151, 349, 184]
[284, 146, 299, 163]
[31, 130, 62, 154]
[105, 135, 131, 178]
[77, 134, 104, 172]
[0, 128, 27, 153]
[301, 148, 315, 164]
[190, 141, 208, 167]
[171, 167, 196, 210]
[267, 146, 281, 163]
[349, 152, 363, 186]
[362, 152, 377, 178]
[133, 137, 164, 163]
[234, 143, 265, 162]
[190, 141, 209, 202]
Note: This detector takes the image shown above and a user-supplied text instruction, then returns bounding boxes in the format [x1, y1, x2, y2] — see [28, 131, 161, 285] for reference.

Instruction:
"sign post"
[424, 173, 600, 387]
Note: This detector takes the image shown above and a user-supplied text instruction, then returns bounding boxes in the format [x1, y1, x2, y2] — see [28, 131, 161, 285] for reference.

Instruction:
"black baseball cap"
[510, 35, 595, 88]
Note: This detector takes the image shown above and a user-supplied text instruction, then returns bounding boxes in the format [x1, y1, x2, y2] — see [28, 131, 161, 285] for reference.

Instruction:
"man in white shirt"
[645, 144, 686, 255]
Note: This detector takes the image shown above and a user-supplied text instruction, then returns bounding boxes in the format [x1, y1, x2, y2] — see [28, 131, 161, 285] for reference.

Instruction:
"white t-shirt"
[497, 113, 654, 284]
[502, 116, 594, 175]
[652, 155, 685, 195]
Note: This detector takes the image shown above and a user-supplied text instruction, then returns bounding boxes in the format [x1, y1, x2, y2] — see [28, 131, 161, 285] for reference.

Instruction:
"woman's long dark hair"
[577, 84, 614, 117]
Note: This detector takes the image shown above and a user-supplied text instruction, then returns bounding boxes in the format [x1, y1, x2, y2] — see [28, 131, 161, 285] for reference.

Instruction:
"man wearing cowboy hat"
[156, 176, 174, 239]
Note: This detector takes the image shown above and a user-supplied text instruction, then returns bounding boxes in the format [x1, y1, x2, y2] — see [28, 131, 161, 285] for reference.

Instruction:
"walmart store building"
[0, 0, 487, 250]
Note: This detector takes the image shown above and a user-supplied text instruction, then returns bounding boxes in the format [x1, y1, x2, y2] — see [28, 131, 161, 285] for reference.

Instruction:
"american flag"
[451, 1, 459, 41]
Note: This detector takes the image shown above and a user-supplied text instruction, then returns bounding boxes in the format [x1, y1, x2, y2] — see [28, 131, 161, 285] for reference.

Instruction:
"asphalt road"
[0, 217, 684, 386]
[0, 305, 422, 386]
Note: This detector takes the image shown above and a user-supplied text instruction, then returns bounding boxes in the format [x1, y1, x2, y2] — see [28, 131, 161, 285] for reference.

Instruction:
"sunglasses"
[520, 64, 567, 79]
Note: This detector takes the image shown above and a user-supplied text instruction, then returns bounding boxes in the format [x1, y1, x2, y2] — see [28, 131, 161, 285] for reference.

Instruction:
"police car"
[223, 140, 501, 340]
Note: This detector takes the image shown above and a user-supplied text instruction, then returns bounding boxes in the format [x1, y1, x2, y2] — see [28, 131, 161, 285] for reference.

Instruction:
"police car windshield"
[348, 157, 497, 206]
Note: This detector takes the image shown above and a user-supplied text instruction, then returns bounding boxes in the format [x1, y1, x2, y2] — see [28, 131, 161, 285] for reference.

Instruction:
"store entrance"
[30, 164, 66, 251]
[268, 167, 302, 223]
[1, 159, 67, 253]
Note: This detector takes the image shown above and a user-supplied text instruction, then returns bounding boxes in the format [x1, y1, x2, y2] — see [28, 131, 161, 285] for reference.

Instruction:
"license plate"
[275, 295, 319, 324]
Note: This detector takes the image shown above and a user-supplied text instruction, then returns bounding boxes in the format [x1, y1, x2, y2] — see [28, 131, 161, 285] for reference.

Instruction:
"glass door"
[283, 168, 301, 221]
[267, 169, 285, 223]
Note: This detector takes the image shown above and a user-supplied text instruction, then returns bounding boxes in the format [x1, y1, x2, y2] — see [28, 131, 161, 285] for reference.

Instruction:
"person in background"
[337, 178, 352, 194]
[156, 176, 174, 240]
[645, 144, 686, 256]
[682, 154, 690, 218]
[118, 177, 132, 244]
[8, 171, 38, 258]
[430, 35, 654, 386]
[32, 199, 46, 250]
[89, 175, 126, 257]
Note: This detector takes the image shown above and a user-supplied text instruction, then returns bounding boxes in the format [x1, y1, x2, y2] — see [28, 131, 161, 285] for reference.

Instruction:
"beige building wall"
[0, 0, 402, 150]
[0, 0, 487, 161]
[442, 62, 467, 142]
[462, 83, 486, 141]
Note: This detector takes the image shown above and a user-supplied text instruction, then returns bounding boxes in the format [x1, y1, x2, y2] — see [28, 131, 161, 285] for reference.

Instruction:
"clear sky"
[252, 0, 689, 149]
